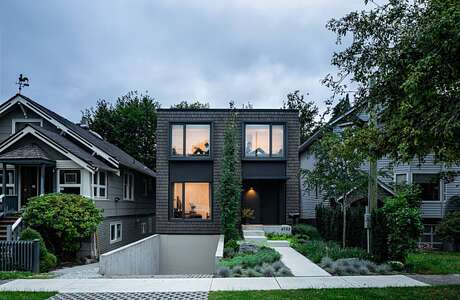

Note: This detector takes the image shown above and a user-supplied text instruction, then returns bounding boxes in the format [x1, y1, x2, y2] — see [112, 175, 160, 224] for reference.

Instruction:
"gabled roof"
[0, 143, 53, 162]
[0, 94, 155, 177]
[299, 107, 357, 154]
[0, 124, 115, 173]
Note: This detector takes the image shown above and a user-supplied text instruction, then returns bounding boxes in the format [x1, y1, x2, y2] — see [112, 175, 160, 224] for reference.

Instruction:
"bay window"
[172, 182, 211, 220]
[245, 124, 284, 158]
[171, 124, 210, 157]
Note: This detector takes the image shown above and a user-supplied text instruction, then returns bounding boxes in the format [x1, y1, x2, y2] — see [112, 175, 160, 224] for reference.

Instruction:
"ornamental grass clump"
[320, 257, 393, 276]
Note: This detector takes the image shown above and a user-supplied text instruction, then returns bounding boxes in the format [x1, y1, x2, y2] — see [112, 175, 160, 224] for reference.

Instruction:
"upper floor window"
[413, 173, 440, 201]
[171, 124, 210, 157]
[12, 118, 43, 133]
[93, 171, 107, 199]
[58, 170, 81, 195]
[123, 171, 134, 200]
[245, 124, 284, 158]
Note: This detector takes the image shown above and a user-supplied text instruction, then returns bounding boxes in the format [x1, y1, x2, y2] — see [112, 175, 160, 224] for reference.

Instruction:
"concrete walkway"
[52, 263, 102, 279]
[272, 246, 331, 277]
[0, 275, 428, 292]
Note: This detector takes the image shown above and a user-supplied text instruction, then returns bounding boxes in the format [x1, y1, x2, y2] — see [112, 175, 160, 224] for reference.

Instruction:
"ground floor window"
[419, 224, 442, 249]
[58, 170, 81, 195]
[0, 169, 15, 195]
[140, 222, 147, 234]
[172, 182, 211, 220]
[110, 221, 122, 243]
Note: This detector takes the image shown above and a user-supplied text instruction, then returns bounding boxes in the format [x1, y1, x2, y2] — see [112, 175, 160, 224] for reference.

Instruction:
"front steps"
[242, 224, 290, 247]
[0, 215, 20, 240]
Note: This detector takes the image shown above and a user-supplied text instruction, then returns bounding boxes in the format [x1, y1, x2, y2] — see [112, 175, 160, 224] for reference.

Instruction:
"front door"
[242, 180, 285, 225]
[21, 166, 38, 208]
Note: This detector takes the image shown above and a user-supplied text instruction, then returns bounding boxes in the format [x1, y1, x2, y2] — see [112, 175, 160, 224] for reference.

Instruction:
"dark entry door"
[21, 166, 38, 207]
[242, 180, 285, 225]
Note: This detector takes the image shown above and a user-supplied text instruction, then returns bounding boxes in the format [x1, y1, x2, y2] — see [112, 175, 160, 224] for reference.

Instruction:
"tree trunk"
[342, 195, 347, 248]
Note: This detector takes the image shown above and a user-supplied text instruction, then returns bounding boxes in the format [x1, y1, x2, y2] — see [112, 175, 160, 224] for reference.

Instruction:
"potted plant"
[241, 208, 255, 224]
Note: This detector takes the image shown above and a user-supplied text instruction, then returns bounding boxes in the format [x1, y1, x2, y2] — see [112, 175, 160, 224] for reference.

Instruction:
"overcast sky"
[0, 0, 366, 122]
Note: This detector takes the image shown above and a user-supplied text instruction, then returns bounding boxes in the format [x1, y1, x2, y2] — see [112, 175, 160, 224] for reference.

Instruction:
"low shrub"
[293, 240, 371, 263]
[261, 263, 275, 277]
[320, 257, 392, 276]
[220, 247, 281, 268]
[20, 227, 57, 272]
[292, 224, 321, 240]
[22, 193, 103, 259]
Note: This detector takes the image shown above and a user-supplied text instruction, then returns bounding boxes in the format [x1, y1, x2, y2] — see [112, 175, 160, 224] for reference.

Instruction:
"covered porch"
[0, 143, 56, 215]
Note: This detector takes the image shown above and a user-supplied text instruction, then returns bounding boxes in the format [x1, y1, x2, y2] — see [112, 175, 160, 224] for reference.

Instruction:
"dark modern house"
[155, 108, 300, 234]
[0, 93, 156, 254]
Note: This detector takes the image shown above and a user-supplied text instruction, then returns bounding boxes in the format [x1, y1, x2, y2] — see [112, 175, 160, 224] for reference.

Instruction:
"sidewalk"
[272, 246, 331, 277]
[0, 275, 428, 293]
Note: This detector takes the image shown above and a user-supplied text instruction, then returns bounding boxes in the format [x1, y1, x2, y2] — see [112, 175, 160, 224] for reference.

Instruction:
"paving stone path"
[49, 292, 208, 300]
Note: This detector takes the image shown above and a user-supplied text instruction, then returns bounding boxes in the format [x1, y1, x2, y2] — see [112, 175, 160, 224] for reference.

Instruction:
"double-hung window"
[93, 171, 107, 199]
[413, 174, 440, 201]
[171, 124, 210, 157]
[110, 222, 122, 243]
[244, 124, 284, 158]
[172, 182, 211, 220]
[123, 171, 134, 200]
[58, 170, 81, 195]
[0, 170, 15, 195]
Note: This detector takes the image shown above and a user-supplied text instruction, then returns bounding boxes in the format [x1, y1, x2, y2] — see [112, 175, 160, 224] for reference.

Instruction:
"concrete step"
[242, 230, 265, 237]
[267, 240, 290, 247]
[243, 235, 267, 244]
[242, 224, 264, 231]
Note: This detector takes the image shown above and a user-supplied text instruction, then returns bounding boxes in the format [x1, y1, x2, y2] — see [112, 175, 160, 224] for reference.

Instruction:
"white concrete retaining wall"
[99, 234, 160, 276]
[159, 235, 220, 275]
[214, 235, 225, 272]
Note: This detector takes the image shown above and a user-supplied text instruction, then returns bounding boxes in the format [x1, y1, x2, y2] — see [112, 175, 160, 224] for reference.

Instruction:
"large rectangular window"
[58, 170, 81, 195]
[172, 182, 211, 220]
[413, 174, 440, 201]
[171, 124, 210, 157]
[245, 124, 284, 158]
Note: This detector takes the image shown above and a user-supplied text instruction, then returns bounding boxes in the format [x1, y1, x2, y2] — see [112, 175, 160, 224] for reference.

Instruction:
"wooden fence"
[0, 240, 40, 273]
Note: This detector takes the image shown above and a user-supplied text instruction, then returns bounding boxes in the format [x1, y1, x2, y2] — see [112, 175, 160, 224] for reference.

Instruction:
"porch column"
[40, 164, 45, 196]
[2, 163, 6, 195]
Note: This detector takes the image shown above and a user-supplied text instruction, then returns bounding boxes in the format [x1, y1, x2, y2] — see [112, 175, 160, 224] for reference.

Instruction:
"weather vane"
[16, 74, 30, 93]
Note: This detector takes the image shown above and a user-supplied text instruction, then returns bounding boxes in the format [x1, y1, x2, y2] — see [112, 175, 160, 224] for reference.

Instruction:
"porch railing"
[0, 240, 40, 273]
[7, 217, 23, 241]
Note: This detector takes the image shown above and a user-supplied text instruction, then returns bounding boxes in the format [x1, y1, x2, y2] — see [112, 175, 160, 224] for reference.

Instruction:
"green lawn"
[406, 251, 460, 274]
[0, 292, 56, 300]
[209, 285, 460, 300]
[0, 272, 54, 280]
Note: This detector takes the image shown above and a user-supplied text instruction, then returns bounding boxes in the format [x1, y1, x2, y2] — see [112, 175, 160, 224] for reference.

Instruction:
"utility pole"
[366, 96, 378, 253]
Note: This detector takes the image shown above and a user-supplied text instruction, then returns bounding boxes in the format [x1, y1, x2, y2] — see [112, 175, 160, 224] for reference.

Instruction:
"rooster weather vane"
[16, 74, 30, 93]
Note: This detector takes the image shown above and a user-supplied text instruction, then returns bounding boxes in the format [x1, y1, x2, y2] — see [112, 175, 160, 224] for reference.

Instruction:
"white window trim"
[123, 171, 134, 201]
[0, 169, 16, 196]
[57, 169, 82, 194]
[109, 221, 122, 244]
[140, 222, 147, 234]
[411, 172, 443, 202]
[93, 171, 108, 200]
[11, 118, 43, 134]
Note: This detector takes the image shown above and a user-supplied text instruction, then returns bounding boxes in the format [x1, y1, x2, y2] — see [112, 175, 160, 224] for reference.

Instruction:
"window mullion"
[269, 125, 272, 157]
[182, 182, 186, 218]
[183, 124, 186, 156]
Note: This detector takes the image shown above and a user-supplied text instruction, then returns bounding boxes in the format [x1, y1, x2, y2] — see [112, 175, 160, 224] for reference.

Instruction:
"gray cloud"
[0, 0, 366, 121]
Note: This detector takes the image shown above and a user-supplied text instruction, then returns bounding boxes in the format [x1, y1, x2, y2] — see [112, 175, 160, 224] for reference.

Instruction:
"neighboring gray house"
[156, 109, 300, 234]
[299, 108, 460, 248]
[0, 93, 156, 255]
